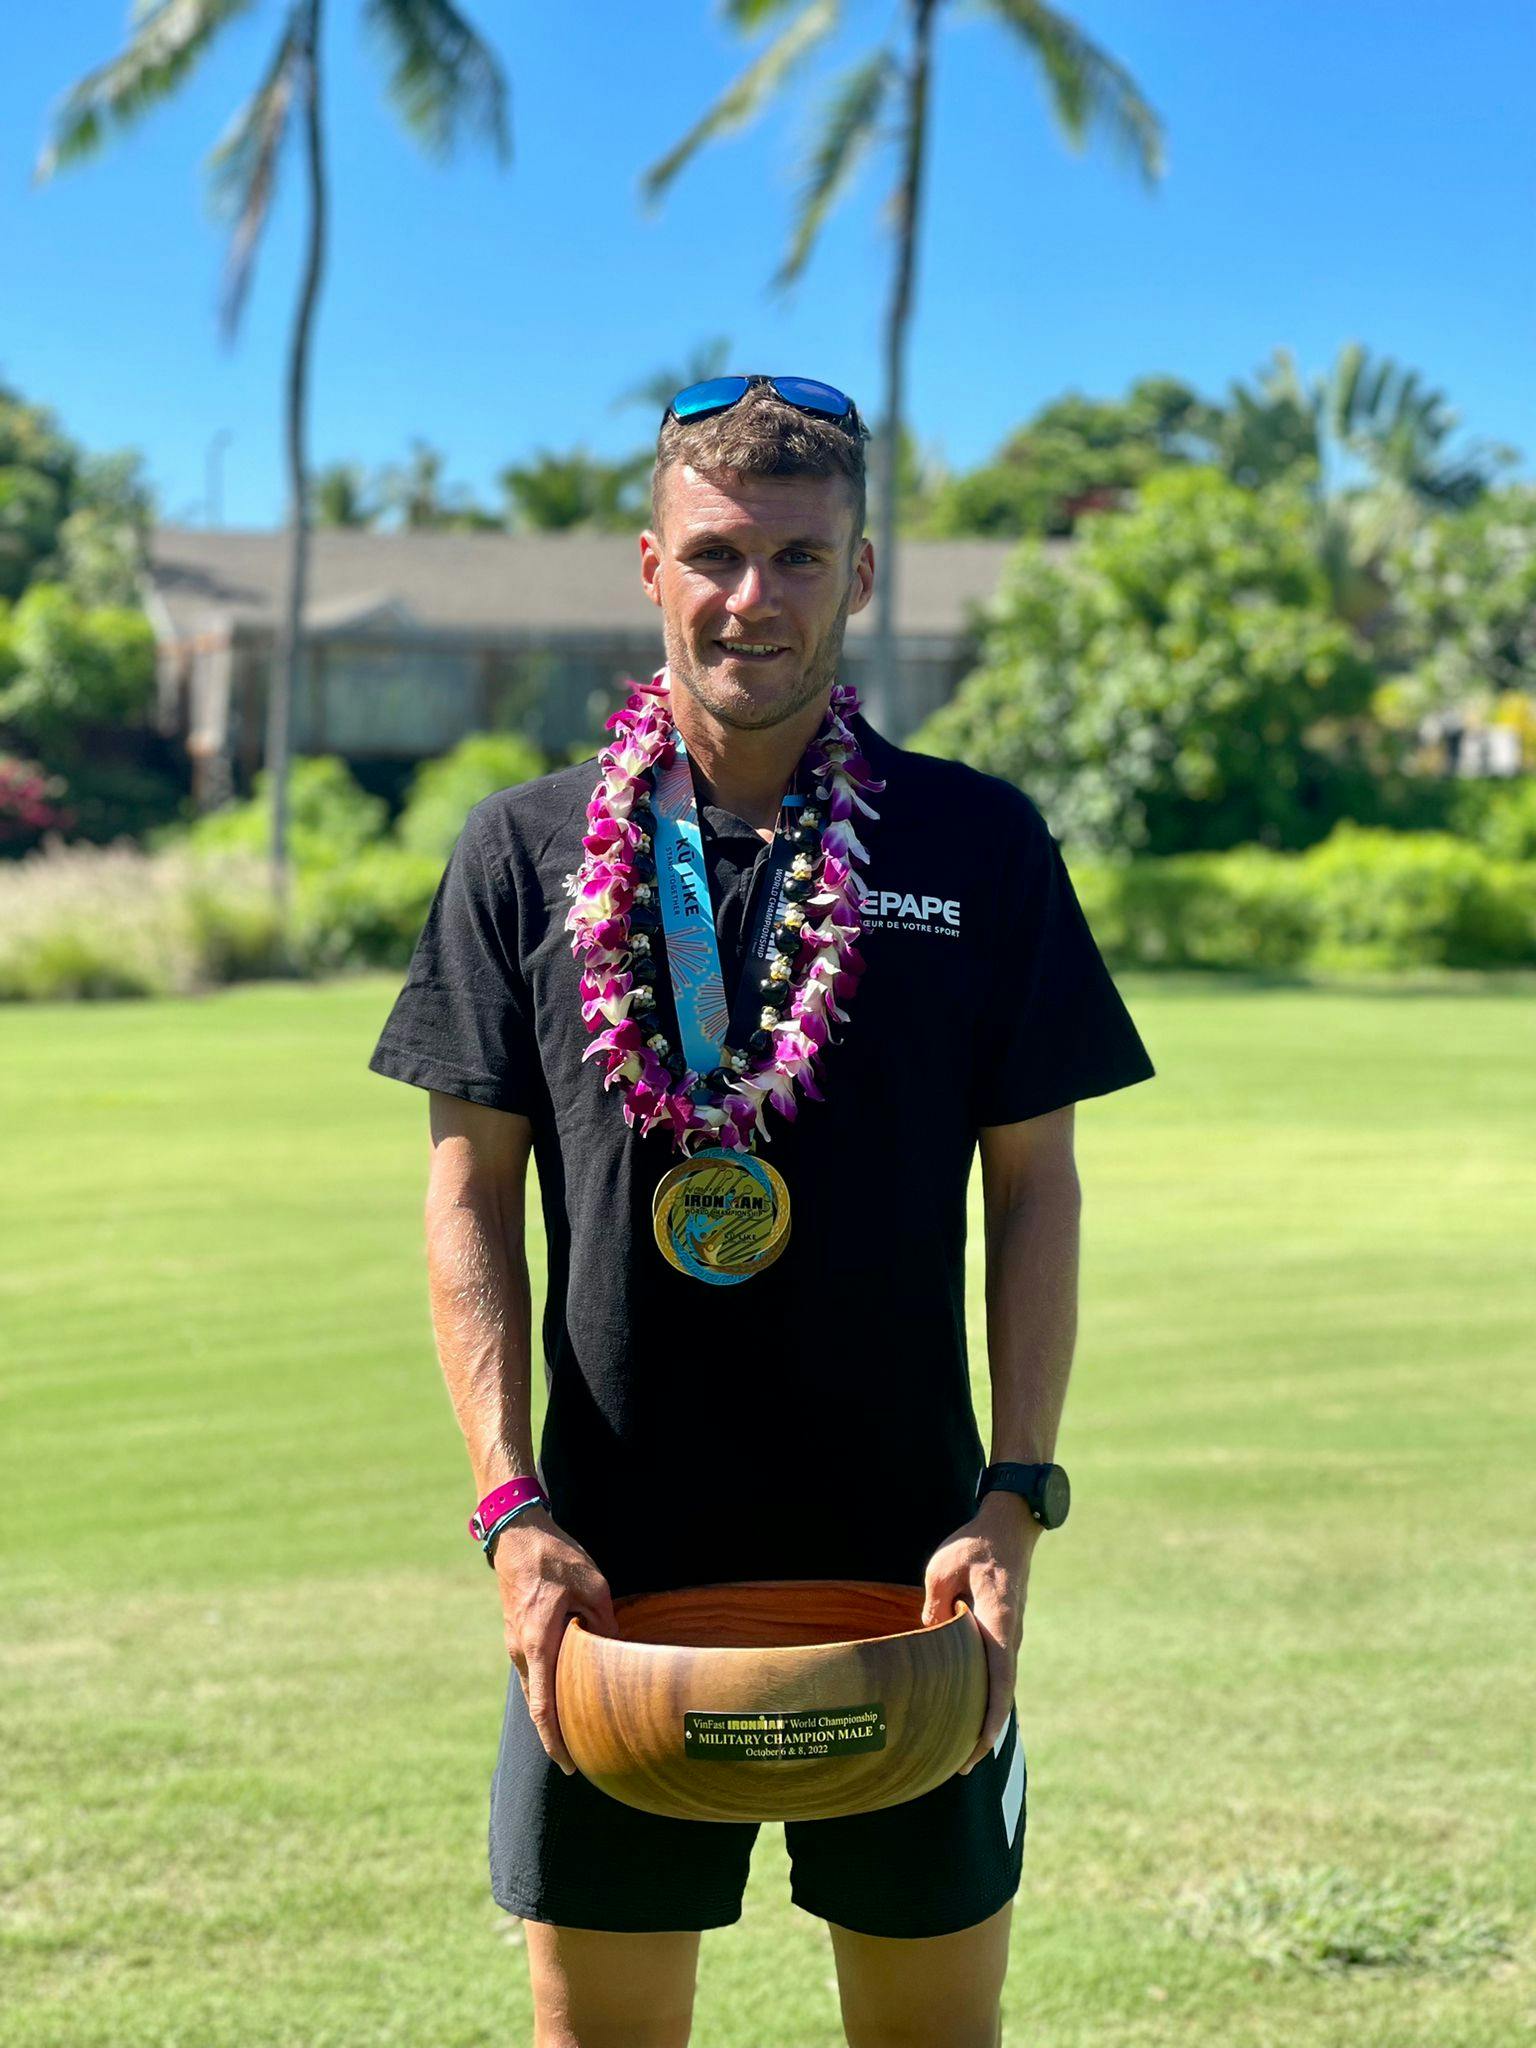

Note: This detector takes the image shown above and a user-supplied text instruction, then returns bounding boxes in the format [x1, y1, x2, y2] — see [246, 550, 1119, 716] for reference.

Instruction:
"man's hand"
[921, 1488, 1040, 1773]
[494, 1507, 618, 1775]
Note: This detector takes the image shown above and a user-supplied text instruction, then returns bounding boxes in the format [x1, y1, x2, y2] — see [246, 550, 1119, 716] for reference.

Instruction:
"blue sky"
[3, 1, 1531, 527]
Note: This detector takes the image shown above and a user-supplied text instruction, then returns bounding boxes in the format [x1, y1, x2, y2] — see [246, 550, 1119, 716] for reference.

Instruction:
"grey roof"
[144, 525, 1052, 646]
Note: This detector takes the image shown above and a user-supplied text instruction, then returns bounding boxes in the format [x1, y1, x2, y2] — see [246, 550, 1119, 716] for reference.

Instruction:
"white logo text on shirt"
[858, 887, 962, 937]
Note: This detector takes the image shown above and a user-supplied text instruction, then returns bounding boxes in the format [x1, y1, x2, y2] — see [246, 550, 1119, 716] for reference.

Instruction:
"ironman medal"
[652, 1149, 791, 1287]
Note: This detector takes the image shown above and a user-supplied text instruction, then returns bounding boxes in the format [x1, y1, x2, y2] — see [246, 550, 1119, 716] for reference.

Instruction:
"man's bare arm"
[425, 1089, 539, 1492]
[978, 1101, 1082, 1475]
[922, 1103, 1082, 1772]
[424, 1090, 615, 1773]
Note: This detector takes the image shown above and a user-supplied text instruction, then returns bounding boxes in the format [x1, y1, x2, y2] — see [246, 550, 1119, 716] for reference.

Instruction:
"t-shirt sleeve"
[970, 794, 1155, 1129]
[367, 801, 543, 1116]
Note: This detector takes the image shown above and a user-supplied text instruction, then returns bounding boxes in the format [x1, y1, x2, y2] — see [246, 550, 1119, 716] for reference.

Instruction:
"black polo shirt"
[368, 713, 1155, 1598]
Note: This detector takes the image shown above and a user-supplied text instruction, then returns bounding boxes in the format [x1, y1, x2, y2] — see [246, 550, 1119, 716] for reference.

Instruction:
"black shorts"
[487, 1663, 1027, 1939]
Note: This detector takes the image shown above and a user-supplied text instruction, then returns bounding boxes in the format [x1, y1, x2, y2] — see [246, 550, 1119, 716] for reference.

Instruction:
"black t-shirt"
[368, 713, 1155, 1598]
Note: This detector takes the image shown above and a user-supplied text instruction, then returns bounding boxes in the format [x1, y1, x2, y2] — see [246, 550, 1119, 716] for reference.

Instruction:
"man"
[368, 374, 1155, 2048]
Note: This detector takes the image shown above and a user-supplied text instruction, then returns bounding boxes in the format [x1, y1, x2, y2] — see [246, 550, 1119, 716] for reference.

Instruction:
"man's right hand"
[493, 1507, 618, 1775]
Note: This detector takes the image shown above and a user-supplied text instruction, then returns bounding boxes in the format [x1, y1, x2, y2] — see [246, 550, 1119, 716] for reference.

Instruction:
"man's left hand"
[921, 1488, 1040, 1773]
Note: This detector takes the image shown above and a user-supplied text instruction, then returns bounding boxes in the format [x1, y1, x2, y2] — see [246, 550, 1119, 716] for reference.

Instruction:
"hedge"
[3, 820, 1533, 1002]
[1073, 823, 1536, 972]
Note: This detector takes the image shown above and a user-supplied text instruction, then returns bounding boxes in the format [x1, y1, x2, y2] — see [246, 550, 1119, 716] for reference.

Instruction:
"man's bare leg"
[825, 1900, 1012, 2048]
[523, 1922, 701, 2048]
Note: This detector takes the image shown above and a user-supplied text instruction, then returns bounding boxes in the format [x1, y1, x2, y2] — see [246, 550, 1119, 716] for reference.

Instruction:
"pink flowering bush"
[0, 753, 74, 848]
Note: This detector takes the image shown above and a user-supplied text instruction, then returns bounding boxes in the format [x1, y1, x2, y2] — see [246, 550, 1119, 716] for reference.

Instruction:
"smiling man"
[367, 375, 1156, 2047]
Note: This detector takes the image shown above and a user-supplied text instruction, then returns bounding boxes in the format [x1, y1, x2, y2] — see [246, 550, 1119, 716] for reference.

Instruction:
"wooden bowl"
[555, 1579, 987, 1823]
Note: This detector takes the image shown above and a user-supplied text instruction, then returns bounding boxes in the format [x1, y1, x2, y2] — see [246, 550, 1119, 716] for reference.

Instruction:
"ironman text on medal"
[652, 1149, 792, 1286]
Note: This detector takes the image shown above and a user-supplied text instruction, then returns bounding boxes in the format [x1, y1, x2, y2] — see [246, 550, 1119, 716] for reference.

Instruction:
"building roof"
[144, 525, 1054, 646]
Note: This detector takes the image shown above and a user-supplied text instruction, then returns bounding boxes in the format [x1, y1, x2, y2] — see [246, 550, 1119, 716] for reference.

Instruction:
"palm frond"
[982, 0, 1164, 186]
[206, 9, 305, 342]
[722, 0, 809, 24]
[610, 338, 735, 414]
[771, 50, 895, 293]
[36, 0, 258, 181]
[363, 0, 510, 162]
[639, 0, 840, 211]
[1329, 340, 1368, 439]
[1258, 343, 1309, 412]
[1360, 354, 1395, 422]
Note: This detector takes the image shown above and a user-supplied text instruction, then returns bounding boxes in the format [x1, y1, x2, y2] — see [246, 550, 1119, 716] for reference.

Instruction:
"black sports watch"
[976, 1461, 1071, 1530]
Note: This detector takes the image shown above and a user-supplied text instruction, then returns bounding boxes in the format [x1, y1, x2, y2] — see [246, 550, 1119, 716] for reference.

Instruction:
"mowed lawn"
[2, 971, 1532, 2048]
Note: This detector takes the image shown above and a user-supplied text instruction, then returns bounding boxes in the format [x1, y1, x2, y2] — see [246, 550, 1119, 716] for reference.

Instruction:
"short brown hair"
[651, 380, 870, 560]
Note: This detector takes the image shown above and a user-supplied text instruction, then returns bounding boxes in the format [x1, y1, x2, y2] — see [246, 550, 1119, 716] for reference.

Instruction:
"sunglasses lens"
[770, 377, 852, 418]
[669, 376, 751, 421]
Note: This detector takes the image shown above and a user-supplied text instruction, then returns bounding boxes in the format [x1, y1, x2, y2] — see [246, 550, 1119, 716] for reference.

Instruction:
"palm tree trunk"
[268, 0, 327, 912]
[873, 0, 935, 723]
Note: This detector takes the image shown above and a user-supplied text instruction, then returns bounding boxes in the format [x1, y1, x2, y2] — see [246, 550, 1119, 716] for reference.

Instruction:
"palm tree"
[498, 448, 654, 533]
[1223, 343, 1516, 508]
[1220, 343, 1519, 632]
[640, 0, 1163, 703]
[379, 436, 498, 529]
[311, 460, 381, 528]
[37, 0, 509, 911]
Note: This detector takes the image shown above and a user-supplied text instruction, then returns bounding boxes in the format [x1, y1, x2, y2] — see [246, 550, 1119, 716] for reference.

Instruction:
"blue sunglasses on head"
[664, 373, 861, 429]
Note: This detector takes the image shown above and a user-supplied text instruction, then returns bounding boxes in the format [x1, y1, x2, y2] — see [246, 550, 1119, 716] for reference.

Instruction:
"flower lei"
[565, 666, 884, 1154]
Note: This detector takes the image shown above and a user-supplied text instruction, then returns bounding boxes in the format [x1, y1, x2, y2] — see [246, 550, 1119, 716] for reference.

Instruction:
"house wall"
[194, 628, 985, 803]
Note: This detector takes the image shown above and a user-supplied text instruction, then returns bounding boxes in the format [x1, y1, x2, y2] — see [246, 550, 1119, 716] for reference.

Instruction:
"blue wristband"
[481, 1494, 547, 1566]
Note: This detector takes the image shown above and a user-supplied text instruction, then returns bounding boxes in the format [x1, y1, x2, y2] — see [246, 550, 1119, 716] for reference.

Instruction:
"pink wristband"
[469, 1475, 547, 1544]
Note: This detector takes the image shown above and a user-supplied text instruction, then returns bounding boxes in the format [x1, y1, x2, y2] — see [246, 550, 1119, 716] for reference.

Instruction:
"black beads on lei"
[616, 772, 837, 1104]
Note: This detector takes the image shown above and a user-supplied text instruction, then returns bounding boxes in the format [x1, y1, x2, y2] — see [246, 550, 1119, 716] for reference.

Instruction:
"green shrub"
[1445, 775, 1536, 861]
[1299, 823, 1536, 968]
[1072, 827, 1536, 972]
[1075, 849, 1317, 971]
[395, 732, 544, 860]
[179, 855, 291, 983]
[0, 584, 156, 752]
[0, 842, 284, 1000]
[177, 756, 387, 869]
[293, 845, 445, 972]
[913, 469, 1381, 856]
[0, 924, 161, 1000]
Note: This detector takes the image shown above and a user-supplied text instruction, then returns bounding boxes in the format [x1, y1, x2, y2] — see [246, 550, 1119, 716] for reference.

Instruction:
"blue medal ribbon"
[650, 725, 803, 1077]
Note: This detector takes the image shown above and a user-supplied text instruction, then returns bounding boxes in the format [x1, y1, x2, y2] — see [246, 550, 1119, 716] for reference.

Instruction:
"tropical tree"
[380, 436, 499, 529]
[37, 0, 510, 911]
[1221, 343, 1515, 508]
[1218, 343, 1520, 635]
[921, 375, 1217, 537]
[913, 467, 1384, 857]
[498, 448, 654, 532]
[310, 460, 381, 528]
[0, 382, 153, 606]
[640, 0, 1163, 697]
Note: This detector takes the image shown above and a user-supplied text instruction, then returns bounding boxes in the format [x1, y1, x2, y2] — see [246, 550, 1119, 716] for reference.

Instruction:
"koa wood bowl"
[555, 1579, 988, 1823]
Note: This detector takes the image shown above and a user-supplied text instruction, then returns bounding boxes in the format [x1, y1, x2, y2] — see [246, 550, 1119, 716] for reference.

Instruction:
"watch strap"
[469, 1475, 547, 1545]
[976, 1461, 1070, 1528]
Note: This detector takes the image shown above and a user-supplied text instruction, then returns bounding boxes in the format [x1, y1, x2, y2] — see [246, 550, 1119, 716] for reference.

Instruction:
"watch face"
[1041, 1466, 1071, 1529]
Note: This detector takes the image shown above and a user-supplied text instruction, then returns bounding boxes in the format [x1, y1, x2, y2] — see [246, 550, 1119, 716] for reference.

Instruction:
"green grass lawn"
[3, 971, 1532, 2047]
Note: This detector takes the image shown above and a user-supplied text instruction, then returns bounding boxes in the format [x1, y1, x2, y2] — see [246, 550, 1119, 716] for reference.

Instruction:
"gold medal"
[652, 1149, 791, 1286]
